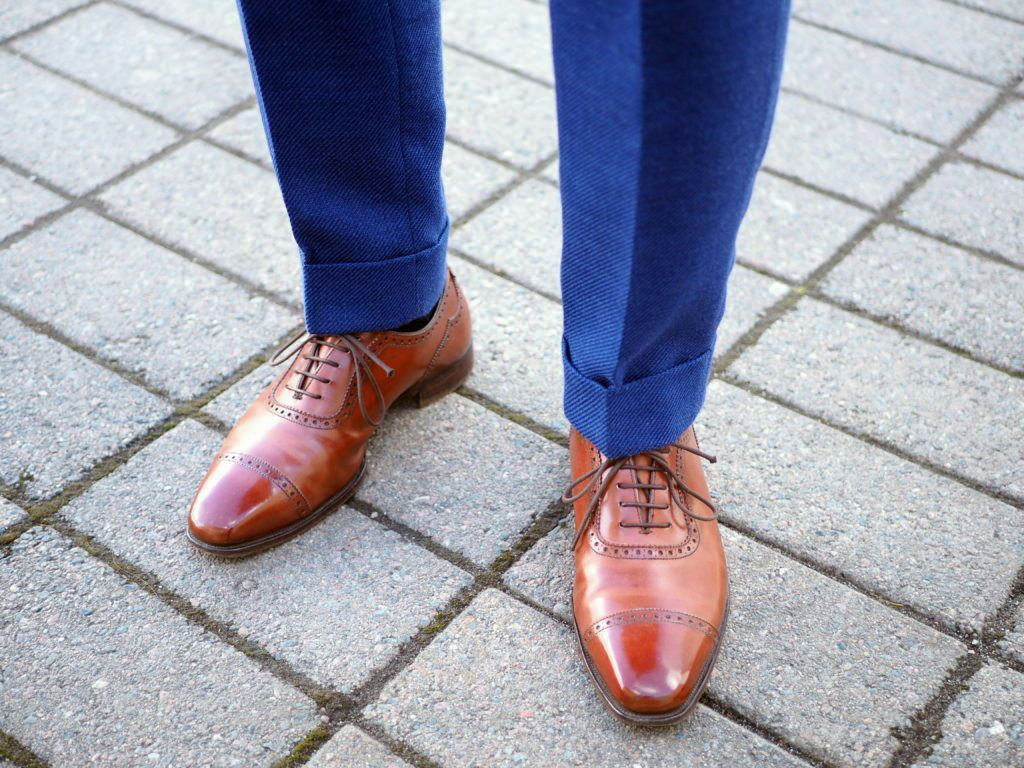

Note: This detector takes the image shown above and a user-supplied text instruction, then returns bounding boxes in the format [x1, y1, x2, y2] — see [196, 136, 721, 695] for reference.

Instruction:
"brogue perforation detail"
[588, 512, 699, 559]
[219, 452, 311, 516]
[582, 608, 718, 644]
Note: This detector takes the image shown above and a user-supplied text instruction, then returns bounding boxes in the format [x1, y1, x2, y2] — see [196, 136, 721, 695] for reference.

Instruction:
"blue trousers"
[236, 0, 790, 458]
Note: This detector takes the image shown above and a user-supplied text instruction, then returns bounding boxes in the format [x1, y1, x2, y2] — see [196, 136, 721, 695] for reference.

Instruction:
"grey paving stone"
[14, 4, 252, 129]
[444, 47, 557, 169]
[716, 266, 789, 356]
[962, 98, 1024, 177]
[792, 0, 1024, 83]
[365, 589, 805, 768]
[0, 166, 63, 239]
[737, 172, 871, 281]
[450, 256, 566, 433]
[61, 419, 473, 693]
[900, 161, 1024, 267]
[0, 0, 86, 39]
[915, 663, 1024, 768]
[502, 516, 573, 619]
[701, 381, 1024, 631]
[120, 0, 246, 50]
[443, 141, 517, 222]
[822, 225, 1024, 371]
[712, 528, 963, 767]
[0, 497, 26, 531]
[0, 210, 298, 400]
[307, 726, 411, 768]
[730, 299, 1024, 501]
[451, 179, 561, 298]
[0, 312, 171, 499]
[783, 23, 995, 144]
[100, 141, 301, 302]
[442, 0, 554, 84]
[0, 51, 175, 194]
[359, 394, 565, 566]
[765, 93, 938, 209]
[202, 362, 277, 426]
[0, 526, 317, 767]
[207, 107, 271, 167]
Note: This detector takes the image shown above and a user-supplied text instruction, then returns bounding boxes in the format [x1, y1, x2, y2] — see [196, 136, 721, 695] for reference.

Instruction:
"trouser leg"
[551, 0, 790, 458]
[237, 0, 447, 333]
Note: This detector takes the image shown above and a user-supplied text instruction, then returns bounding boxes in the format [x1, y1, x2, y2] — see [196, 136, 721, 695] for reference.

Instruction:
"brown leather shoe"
[565, 426, 727, 725]
[187, 270, 472, 556]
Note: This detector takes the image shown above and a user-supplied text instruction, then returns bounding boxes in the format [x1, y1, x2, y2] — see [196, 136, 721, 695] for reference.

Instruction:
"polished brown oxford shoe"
[565, 426, 728, 725]
[187, 269, 472, 556]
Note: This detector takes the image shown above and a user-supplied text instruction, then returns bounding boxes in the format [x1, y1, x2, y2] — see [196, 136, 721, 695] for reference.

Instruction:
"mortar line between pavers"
[0, 729, 49, 768]
[790, 14, 1009, 88]
[757, 165, 1024, 280]
[955, 150, 1024, 184]
[0, 323, 300, 519]
[106, 0, 248, 58]
[807, 290, 1024, 379]
[200, 134, 273, 171]
[761, 168, 1024, 278]
[713, 66, 1023, 423]
[30, 516, 349, 705]
[441, 39, 554, 90]
[885, 561, 1024, 767]
[82, 197, 303, 312]
[0, 94, 256, 253]
[936, 0, 1024, 26]
[0, 0, 100, 47]
[0, 301, 172, 400]
[760, 166, 877, 212]
[441, 133, 538, 174]
[449, 150, 560, 232]
[720, 373, 1024, 510]
[778, 87, 949, 146]
[449, 245, 562, 303]
[1, 45, 191, 134]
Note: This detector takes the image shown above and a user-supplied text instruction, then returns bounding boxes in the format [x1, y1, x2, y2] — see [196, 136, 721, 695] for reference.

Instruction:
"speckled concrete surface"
[0, 313, 172, 498]
[731, 299, 1023, 500]
[0, 209, 298, 400]
[913, 663, 1024, 768]
[306, 726, 411, 768]
[0, 527, 318, 767]
[823, 224, 1024, 371]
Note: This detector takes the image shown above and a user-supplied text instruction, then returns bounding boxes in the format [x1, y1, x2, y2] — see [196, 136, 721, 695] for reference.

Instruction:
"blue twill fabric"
[235, 0, 790, 459]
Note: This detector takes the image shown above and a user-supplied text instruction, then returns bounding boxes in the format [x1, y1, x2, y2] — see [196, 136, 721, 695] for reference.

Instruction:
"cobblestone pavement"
[1, 1, 1022, 766]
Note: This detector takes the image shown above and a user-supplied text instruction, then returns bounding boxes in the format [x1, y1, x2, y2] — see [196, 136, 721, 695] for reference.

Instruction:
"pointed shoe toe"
[579, 612, 721, 722]
[187, 455, 309, 554]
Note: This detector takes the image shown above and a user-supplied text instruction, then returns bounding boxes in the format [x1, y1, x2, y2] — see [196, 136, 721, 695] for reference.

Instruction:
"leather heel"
[408, 345, 473, 407]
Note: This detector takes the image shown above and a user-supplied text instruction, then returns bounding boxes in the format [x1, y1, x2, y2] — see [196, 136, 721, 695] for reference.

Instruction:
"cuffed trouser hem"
[562, 337, 714, 459]
[301, 221, 449, 333]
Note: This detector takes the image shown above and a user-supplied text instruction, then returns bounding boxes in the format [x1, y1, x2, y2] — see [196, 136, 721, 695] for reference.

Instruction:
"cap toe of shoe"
[584, 619, 717, 716]
[188, 456, 301, 548]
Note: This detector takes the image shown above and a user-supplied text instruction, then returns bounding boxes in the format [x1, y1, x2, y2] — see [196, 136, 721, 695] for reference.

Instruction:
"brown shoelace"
[270, 331, 395, 426]
[562, 442, 718, 550]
